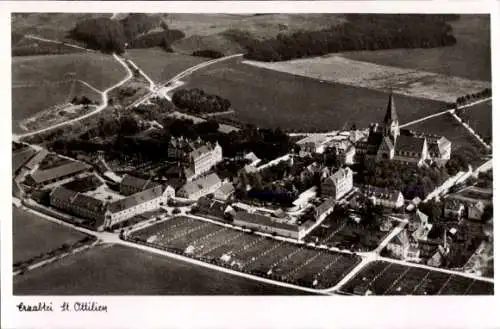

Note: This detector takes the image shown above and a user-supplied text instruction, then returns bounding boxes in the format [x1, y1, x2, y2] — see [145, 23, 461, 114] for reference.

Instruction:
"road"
[24, 34, 93, 52]
[14, 53, 133, 140]
[400, 97, 492, 128]
[130, 53, 244, 108]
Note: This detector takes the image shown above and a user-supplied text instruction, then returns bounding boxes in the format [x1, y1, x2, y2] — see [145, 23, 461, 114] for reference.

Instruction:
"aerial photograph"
[11, 13, 493, 296]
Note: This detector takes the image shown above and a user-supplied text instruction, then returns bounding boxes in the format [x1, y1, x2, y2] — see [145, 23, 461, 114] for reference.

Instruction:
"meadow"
[12, 80, 101, 133]
[12, 53, 127, 91]
[458, 100, 492, 139]
[182, 58, 445, 132]
[338, 15, 491, 82]
[244, 56, 490, 103]
[125, 48, 207, 84]
[13, 243, 312, 295]
[12, 208, 88, 265]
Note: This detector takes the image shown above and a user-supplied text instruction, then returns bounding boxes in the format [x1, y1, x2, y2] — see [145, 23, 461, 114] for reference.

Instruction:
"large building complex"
[356, 94, 451, 166]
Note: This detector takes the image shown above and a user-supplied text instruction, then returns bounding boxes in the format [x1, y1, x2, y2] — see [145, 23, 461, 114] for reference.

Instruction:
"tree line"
[192, 49, 225, 59]
[240, 14, 458, 62]
[455, 88, 492, 107]
[172, 88, 231, 114]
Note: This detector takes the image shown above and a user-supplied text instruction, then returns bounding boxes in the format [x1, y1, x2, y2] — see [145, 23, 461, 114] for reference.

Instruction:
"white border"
[2, 2, 499, 329]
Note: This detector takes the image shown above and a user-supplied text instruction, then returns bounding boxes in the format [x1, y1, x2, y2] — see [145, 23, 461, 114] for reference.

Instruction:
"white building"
[177, 173, 223, 200]
[361, 185, 404, 209]
[105, 185, 175, 227]
[321, 167, 353, 200]
[187, 142, 223, 181]
[233, 210, 307, 240]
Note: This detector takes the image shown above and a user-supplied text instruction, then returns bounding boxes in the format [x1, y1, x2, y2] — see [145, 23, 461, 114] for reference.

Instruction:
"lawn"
[404, 112, 487, 152]
[12, 80, 101, 133]
[458, 100, 492, 140]
[182, 58, 445, 132]
[13, 243, 312, 295]
[12, 207, 89, 265]
[338, 15, 491, 82]
[125, 48, 207, 84]
[13, 53, 126, 91]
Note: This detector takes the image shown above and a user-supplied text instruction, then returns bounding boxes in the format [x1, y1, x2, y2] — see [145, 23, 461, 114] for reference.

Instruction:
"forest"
[171, 88, 232, 114]
[242, 14, 459, 62]
[69, 14, 183, 53]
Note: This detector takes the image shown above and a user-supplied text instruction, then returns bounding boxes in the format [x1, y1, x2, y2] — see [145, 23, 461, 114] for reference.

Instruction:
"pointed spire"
[384, 91, 398, 124]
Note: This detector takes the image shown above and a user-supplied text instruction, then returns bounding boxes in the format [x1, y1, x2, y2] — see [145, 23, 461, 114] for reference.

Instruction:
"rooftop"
[179, 173, 222, 196]
[30, 161, 91, 184]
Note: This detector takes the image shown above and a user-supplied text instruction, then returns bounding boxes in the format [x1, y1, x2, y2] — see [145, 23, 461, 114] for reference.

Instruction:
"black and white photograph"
[2, 1, 499, 328]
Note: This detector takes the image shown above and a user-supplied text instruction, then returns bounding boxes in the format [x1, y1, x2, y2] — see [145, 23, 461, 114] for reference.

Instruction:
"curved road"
[14, 53, 133, 140]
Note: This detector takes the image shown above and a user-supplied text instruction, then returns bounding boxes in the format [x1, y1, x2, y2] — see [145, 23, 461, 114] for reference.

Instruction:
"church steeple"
[382, 91, 399, 140]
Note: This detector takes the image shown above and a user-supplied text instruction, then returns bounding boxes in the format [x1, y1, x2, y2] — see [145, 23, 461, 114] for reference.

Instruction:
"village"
[12, 93, 493, 294]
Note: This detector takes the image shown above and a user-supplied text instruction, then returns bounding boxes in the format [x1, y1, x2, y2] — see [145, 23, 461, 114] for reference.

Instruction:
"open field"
[338, 15, 491, 82]
[12, 207, 89, 265]
[125, 48, 207, 84]
[339, 261, 494, 295]
[404, 112, 488, 152]
[12, 13, 110, 42]
[182, 58, 445, 132]
[458, 100, 492, 139]
[14, 243, 312, 295]
[244, 56, 490, 103]
[131, 216, 362, 289]
[12, 80, 101, 133]
[12, 53, 126, 91]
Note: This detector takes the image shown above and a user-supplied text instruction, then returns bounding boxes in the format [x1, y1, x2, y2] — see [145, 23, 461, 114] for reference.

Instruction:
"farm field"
[12, 207, 89, 265]
[131, 216, 362, 289]
[125, 48, 207, 84]
[12, 53, 126, 91]
[244, 56, 490, 103]
[12, 80, 101, 133]
[458, 100, 492, 140]
[14, 243, 312, 295]
[338, 261, 494, 295]
[338, 15, 491, 82]
[182, 58, 445, 132]
[404, 112, 487, 152]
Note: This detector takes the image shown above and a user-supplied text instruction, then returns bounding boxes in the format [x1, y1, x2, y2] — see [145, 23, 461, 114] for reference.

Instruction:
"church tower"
[382, 92, 400, 141]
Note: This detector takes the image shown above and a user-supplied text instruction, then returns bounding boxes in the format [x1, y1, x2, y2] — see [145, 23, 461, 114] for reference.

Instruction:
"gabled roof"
[50, 186, 78, 202]
[190, 145, 212, 160]
[215, 182, 235, 197]
[179, 173, 221, 196]
[31, 161, 91, 184]
[233, 211, 297, 231]
[72, 193, 106, 213]
[12, 147, 37, 173]
[120, 174, 156, 191]
[394, 135, 426, 154]
[325, 167, 352, 185]
[107, 185, 164, 213]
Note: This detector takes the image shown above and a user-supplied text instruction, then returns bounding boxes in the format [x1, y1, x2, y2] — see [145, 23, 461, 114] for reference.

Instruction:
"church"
[356, 93, 451, 167]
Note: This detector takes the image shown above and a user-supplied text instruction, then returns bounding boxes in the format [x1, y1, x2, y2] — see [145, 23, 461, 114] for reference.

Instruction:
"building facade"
[177, 173, 223, 200]
[233, 211, 307, 240]
[187, 143, 223, 180]
[321, 167, 353, 200]
[360, 185, 404, 209]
